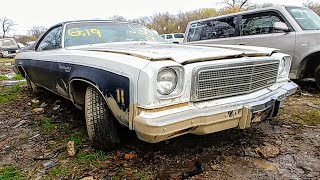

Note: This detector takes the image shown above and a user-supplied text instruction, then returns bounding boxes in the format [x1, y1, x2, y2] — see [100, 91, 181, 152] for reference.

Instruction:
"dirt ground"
[0, 61, 319, 180]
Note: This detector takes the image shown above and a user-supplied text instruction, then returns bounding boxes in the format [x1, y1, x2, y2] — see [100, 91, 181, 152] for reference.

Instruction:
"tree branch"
[0, 17, 15, 38]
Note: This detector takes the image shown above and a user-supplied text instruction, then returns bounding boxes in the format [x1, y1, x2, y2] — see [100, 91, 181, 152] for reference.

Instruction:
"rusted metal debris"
[180, 161, 205, 179]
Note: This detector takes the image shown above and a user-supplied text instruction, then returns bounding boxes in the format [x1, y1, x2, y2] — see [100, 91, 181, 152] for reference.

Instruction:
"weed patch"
[75, 150, 110, 165]
[0, 75, 9, 80]
[300, 110, 320, 126]
[0, 58, 14, 63]
[39, 118, 56, 133]
[51, 166, 71, 176]
[12, 74, 24, 80]
[68, 128, 88, 146]
[0, 84, 23, 104]
[0, 166, 23, 180]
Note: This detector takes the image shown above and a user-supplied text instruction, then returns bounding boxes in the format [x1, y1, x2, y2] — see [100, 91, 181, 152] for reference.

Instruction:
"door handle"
[237, 42, 247, 45]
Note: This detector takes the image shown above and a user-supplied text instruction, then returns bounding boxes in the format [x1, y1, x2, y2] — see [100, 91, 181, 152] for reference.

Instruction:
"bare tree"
[0, 17, 15, 38]
[148, 12, 177, 34]
[108, 15, 127, 21]
[28, 26, 47, 39]
[130, 16, 152, 26]
[304, 1, 320, 15]
[247, 3, 274, 10]
[221, 0, 250, 10]
[177, 8, 218, 32]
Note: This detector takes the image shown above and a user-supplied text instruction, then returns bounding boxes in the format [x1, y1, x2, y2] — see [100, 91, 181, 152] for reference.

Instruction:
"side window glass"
[187, 17, 237, 42]
[174, 34, 184, 38]
[166, 35, 173, 39]
[241, 12, 286, 36]
[37, 26, 62, 51]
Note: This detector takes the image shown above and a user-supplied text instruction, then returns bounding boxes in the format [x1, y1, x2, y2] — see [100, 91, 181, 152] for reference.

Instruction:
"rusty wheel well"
[69, 80, 90, 109]
[300, 52, 320, 79]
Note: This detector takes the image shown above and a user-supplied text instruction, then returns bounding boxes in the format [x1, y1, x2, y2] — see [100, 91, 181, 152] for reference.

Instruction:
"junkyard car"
[15, 20, 297, 150]
[0, 38, 19, 58]
[185, 6, 320, 89]
[160, 33, 185, 44]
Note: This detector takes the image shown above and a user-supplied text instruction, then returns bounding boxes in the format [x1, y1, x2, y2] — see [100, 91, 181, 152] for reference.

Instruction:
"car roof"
[188, 5, 306, 24]
[52, 20, 138, 27]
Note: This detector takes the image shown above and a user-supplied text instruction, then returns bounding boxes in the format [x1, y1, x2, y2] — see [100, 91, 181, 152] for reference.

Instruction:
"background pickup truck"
[185, 6, 320, 89]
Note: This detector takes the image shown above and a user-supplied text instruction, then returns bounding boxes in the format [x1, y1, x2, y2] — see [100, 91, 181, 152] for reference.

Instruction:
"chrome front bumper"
[134, 81, 298, 143]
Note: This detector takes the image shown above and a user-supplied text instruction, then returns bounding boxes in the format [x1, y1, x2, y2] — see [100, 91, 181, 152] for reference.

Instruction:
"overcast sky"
[0, 0, 313, 35]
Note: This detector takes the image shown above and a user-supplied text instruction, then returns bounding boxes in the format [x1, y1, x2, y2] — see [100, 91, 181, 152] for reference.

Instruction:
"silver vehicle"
[0, 38, 19, 58]
[185, 6, 320, 88]
[15, 20, 297, 150]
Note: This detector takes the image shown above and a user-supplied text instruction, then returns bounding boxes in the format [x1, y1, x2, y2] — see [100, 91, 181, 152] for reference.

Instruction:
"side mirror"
[273, 22, 289, 32]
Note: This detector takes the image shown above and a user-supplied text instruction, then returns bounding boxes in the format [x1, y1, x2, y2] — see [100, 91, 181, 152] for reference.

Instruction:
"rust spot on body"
[139, 102, 188, 113]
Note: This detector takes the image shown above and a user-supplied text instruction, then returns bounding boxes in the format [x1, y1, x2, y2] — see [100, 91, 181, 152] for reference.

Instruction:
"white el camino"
[15, 20, 297, 150]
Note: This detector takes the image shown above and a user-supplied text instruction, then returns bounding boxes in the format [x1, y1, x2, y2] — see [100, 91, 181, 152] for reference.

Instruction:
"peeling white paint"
[56, 84, 69, 97]
[106, 95, 129, 126]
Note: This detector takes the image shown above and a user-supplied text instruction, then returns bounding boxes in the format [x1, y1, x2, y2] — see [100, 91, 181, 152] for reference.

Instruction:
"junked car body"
[0, 38, 19, 58]
[185, 6, 320, 88]
[15, 20, 297, 150]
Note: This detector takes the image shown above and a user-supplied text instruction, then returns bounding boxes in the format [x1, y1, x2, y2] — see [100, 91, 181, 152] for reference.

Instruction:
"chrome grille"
[192, 61, 279, 101]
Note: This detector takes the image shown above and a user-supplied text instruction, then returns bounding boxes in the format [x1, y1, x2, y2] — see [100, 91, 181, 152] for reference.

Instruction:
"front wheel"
[315, 65, 320, 89]
[84, 86, 120, 150]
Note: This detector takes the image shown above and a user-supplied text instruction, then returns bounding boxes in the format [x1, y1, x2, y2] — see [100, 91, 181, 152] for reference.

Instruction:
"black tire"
[85, 86, 120, 150]
[315, 65, 320, 89]
[0, 53, 3, 58]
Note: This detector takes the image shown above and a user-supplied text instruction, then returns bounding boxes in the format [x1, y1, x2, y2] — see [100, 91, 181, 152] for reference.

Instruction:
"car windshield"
[287, 7, 320, 30]
[64, 22, 166, 47]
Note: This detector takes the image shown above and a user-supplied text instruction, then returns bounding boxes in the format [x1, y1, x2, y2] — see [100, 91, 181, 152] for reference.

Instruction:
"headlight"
[157, 68, 178, 95]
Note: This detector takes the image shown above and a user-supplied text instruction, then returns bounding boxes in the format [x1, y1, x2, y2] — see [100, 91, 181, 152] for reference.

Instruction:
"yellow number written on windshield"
[67, 28, 102, 38]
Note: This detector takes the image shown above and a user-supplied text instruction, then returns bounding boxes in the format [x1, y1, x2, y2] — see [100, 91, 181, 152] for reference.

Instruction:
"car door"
[235, 11, 296, 57]
[27, 26, 63, 92]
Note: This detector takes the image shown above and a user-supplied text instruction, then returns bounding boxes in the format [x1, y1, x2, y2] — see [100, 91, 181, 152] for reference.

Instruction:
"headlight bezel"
[156, 66, 184, 98]
[157, 68, 178, 95]
[278, 55, 292, 79]
[272, 53, 292, 81]
[278, 58, 286, 75]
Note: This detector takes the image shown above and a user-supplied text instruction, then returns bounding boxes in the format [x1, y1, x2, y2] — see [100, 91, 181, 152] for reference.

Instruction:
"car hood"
[67, 42, 278, 64]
